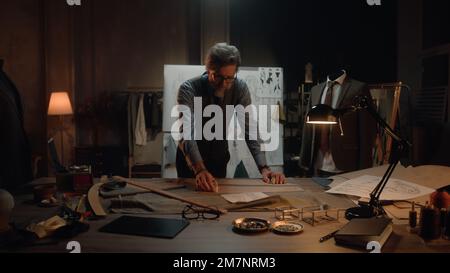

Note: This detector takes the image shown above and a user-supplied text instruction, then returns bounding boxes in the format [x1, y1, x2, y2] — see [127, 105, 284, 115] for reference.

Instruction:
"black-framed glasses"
[213, 73, 237, 83]
[182, 205, 221, 220]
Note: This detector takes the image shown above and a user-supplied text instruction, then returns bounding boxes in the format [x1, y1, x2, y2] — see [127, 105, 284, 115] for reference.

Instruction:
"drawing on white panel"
[258, 68, 283, 98]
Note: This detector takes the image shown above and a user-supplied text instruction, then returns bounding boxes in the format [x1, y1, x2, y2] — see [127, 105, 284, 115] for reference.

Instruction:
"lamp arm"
[339, 96, 412, 215]
[351, 96, 403, 142]
[372, 160, 399, 204]
[336, 106, 401, 142]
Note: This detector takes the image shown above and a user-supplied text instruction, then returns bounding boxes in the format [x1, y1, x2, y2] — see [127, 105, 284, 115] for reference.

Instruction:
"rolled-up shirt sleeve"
[177, 83, 203, 166]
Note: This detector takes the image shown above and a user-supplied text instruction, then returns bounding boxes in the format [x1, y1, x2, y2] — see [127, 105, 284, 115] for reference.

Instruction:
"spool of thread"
[440, 208, 447, 229]
[419, 203, 441, 240]
[409, 202, 417, 228]
[33, 185, 57, 202]
[430, 186, 450, 210]
[444, 208, 450, 240]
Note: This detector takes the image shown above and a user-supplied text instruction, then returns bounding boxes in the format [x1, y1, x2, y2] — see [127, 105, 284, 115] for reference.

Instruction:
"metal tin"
[232, 218, 270, 233]
[271, 221, 304, 235]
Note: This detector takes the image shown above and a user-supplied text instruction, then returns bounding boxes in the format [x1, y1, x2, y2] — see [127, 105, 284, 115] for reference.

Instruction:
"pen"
[319, 230, 339, 243]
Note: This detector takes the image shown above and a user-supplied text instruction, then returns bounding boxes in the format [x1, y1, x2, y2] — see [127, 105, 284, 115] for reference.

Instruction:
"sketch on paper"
[258, 67, 283, 98]
[326, 175, 435, 201]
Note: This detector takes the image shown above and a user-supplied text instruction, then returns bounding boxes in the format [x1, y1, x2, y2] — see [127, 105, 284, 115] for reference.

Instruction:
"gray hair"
[206, 43, 241, 72]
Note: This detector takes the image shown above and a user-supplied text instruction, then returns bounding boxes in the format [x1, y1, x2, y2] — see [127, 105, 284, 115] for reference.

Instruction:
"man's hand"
[192, 161, 219, 192]
[261, 167, 286, 184]
[195, 170, 219, 192]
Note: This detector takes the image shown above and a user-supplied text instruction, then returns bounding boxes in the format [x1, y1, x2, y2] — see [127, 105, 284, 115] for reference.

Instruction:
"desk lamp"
[306, 96, 412, 220]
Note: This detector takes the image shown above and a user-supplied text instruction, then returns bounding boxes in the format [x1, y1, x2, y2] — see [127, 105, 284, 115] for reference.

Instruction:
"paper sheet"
[221, 192, 269, 204]
[326, 175, 435, 201]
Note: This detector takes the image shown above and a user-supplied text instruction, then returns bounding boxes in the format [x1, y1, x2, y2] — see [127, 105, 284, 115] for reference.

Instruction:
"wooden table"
[6, 165, 450, 253]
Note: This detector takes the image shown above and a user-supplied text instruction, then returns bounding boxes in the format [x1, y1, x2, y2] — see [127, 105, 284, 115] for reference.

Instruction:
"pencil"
[319, 230, 339, 243]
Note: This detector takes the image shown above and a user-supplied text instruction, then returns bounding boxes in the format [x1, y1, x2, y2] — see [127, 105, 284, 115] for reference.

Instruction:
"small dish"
[271, 221, 304, 235]
[232, 218, 270, 233]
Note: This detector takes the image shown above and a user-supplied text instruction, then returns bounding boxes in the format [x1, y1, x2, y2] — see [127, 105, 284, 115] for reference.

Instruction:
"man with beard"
[176, 43, 285, 192]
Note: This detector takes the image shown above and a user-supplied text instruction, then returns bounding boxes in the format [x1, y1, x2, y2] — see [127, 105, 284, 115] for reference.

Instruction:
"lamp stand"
[59, 115, 64, 166]
[345, 151, 400, 219]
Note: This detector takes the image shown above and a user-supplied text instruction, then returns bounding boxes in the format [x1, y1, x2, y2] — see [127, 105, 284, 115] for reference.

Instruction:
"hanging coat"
[0, 63, 33, 191]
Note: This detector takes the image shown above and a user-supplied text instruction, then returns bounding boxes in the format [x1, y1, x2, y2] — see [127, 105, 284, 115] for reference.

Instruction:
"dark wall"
[398, 0, 450, 166]
[230, 0, 398, 91]
[72, 0, 200, 146]
[0, 0, 201, 173]
[423, 0, 450, 50]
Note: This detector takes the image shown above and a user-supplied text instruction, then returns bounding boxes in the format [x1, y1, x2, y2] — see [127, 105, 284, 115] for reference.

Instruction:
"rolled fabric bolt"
[444, 209, 450, 240]
[0, 189, 14, 211]
[441, 208, 447, 229]
[430, 188, 450, 210]
[419, 203, 441, 240]
[0, 189, 15, 233]
[409, 202, 417, 228]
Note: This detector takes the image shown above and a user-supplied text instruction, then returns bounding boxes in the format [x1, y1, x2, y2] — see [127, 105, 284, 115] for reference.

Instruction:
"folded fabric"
[110, 198, 155, 212]
[27, 216, 67, 239]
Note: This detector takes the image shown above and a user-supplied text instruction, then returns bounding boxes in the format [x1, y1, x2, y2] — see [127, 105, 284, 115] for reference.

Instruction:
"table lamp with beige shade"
[48, 91, 73, 166]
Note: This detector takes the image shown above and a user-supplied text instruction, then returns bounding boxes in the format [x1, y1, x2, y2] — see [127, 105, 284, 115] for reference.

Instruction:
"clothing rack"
[368, 82, 411, 91]
[125, 88, 163, 178]
[121, 86, 163, 93]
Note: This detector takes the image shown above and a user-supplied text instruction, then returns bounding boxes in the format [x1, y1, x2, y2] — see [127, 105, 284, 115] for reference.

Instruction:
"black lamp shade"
[306, 104, 338, 124]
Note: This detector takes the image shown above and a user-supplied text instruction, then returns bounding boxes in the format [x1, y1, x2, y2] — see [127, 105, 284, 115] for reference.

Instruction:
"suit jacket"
[0, 68, 32, 191]
[300, 78, 377, 174]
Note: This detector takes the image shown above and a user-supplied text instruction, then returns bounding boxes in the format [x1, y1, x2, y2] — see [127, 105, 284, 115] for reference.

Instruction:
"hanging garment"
[150, 93, 162, 130]
[143, 94, 153, 129]
[164, 134, 177, 167]
[127, 94, 139, 155]
[0, 66, 32, 191]
[142, 93, 162, 140]
[135, 94, 147, 146]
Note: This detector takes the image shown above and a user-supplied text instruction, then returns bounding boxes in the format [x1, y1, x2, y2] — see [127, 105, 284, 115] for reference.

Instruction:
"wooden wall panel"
[0, 0, 47, 174]
[43, 0, 76, 167]
[201, 0, 230, 63]
[75, 0, 199, 146]
[0, 0, 205, 173]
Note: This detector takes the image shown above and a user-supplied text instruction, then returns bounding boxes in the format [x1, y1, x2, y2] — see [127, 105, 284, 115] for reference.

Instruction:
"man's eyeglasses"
[182, 205, 221, 220]
[213, 73, 237, 83]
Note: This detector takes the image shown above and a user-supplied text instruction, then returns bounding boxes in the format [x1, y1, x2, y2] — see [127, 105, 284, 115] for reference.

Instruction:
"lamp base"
[345, 205, 377, 220]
